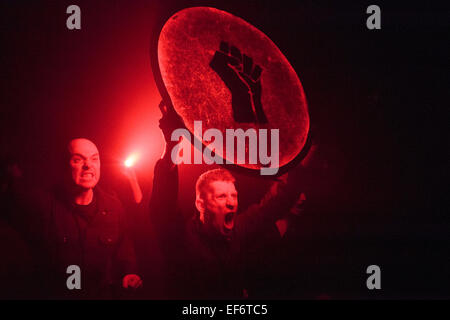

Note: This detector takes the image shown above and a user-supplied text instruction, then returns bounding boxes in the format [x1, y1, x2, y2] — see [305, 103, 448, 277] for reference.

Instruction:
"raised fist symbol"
[210, 41, 268, 123]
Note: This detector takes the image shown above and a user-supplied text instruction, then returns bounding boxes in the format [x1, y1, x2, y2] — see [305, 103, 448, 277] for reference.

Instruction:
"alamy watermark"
[366, 265, 381, 290]
[66, 265, 81, 290]
[170, 121, 280, 176]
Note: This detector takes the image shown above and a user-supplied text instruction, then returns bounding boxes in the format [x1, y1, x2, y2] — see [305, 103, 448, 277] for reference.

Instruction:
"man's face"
[290, 192, 307, 216]
[68, 139, 100, 190]
[203, 180, 238, 239]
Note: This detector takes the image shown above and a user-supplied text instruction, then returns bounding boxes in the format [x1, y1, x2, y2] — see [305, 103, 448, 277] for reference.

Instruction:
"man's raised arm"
[148, 101, 185, 244]
[240, 142, 319, 234]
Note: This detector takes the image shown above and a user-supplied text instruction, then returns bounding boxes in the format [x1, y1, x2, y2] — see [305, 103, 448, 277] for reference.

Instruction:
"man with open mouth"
[149, 102, 306, 299]
[194, 170, 238, 242]
[8, 138, 142, 299]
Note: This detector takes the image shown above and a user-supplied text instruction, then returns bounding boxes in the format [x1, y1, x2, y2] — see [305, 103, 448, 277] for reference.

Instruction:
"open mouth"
[81, 172, 94, 178]
[224, 212, 235, 231]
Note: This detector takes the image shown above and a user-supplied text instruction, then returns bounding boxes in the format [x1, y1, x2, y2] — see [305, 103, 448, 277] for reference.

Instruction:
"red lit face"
[68, 139, 100, 190]
[203, 180, 238, 239]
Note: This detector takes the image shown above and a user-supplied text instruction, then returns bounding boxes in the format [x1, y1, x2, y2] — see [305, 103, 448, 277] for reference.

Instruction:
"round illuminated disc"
[158, 7, 309, 171]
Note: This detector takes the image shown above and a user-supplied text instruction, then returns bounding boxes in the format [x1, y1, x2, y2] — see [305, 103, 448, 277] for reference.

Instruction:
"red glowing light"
[124, 153, 139, 167]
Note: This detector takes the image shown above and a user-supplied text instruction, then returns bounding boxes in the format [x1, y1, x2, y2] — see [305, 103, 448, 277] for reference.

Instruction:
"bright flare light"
[124, 153, 139, 167]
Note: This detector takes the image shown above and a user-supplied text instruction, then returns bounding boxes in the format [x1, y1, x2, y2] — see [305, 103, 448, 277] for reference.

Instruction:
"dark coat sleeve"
[239, 172, 303, 238]
[149, 158, 192, 298]
[148, 158, 184, 249]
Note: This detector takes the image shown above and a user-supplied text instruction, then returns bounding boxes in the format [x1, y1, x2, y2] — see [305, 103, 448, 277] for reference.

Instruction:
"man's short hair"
[195, 168, 236, 200]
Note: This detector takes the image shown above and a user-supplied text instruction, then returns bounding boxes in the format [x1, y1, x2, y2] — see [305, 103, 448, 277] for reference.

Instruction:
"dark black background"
[0, 0, 448, 299]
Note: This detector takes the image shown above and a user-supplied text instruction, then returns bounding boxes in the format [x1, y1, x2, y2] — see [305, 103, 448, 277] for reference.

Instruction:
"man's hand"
[120, 166, 143, 204]
[121, 165, 139, 183]
[158, 100, 185, 163]
[122, 274, 143, 289]
[158, 100, 184, 144]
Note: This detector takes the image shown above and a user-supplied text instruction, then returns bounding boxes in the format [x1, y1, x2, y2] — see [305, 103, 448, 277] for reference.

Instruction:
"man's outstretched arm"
[240, 142, 319, 235]
[148, 101, 184, 246]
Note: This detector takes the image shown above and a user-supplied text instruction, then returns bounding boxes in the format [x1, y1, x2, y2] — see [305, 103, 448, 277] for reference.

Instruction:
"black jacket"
[149, 158, 300, 299]
[12, 181, 137, 299]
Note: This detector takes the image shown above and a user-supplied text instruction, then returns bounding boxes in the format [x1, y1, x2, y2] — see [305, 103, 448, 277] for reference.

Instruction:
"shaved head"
[67, 138, 101, 190]
[68, 138, 99, 155]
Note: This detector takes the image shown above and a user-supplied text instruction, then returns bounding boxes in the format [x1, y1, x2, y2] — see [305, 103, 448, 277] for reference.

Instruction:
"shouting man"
[149, 102, 307, 299]
[11, 138, 142, 299]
